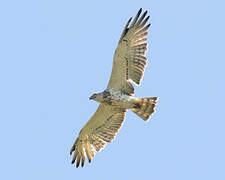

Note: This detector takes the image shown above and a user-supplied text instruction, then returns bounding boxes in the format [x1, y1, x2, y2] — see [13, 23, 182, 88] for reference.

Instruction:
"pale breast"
[105, 89, 134, 109]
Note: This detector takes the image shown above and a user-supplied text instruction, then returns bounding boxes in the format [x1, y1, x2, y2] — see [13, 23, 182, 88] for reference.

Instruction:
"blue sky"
[0, 0, 225, 179]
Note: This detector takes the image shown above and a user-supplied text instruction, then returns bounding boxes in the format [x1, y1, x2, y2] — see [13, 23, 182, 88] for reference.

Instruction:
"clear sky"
[0, 0, 224, 179]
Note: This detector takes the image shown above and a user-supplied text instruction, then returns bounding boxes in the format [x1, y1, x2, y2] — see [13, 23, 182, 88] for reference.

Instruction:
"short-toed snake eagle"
[70, 8, 158, 167]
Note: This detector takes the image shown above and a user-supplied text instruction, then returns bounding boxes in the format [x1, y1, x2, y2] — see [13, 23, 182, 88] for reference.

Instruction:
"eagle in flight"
[70, 8, 158, 167]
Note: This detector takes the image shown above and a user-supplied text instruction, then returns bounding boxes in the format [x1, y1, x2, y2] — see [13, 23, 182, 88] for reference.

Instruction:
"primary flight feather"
[70, 8, 158, 168]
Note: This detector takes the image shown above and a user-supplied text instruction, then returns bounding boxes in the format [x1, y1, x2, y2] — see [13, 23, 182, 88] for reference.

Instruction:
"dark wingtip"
[142, 10, 147, 18]
[137, 8, 142, 18]
[71, 159, 75, 164]
[145, 16, 150, 22]
[127, 17, 132, 24]
[70, 145, 75, 155]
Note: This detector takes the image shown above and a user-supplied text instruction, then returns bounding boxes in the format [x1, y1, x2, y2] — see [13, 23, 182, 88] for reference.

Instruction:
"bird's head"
[89, 92, 104, 102]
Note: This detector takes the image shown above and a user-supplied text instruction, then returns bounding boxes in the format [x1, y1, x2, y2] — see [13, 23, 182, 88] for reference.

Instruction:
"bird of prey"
[70, 8, 158, 168]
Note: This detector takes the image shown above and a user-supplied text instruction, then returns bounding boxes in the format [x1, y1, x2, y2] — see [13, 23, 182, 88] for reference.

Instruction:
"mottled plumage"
[70, 8, 158, 168]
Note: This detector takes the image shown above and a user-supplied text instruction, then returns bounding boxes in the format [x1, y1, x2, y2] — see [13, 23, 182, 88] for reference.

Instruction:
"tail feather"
[131, 97, 158, 121]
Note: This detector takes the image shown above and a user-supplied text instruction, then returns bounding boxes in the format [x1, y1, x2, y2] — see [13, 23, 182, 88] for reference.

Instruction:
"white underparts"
[107, 89, 134, 109]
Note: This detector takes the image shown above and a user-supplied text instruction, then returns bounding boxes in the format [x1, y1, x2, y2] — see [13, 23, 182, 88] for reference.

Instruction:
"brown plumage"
[131, 97, 158, 121]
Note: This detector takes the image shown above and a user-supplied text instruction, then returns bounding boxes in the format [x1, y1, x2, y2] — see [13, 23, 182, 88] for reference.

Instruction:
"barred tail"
[131, 97, 158, 121]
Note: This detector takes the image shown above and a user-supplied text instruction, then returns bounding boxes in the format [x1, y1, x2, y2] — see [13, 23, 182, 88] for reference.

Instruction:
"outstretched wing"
[70, 104, 126, 167]
[107, 8, 150, 95]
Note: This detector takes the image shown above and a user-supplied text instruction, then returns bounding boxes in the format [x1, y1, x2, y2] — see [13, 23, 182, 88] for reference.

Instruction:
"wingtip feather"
[130, 8, 142, 28]
[136, 10, 148, 26]
[70, 144, 75, 155]
[76, 155, 81, 168]
[138, 8, 142, 13]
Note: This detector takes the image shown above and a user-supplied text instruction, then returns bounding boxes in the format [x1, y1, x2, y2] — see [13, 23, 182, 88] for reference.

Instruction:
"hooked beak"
[89, 94, 96, 100]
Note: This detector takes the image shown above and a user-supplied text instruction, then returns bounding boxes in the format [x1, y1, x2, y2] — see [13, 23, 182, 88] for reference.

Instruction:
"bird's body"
[91, 89, 135, 109]
[70, 8, 158, 167]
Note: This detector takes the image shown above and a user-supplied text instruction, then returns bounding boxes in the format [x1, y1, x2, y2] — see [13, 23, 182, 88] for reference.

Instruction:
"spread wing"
[107, 8, 150, 95]
[70, 104, 126, 167]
